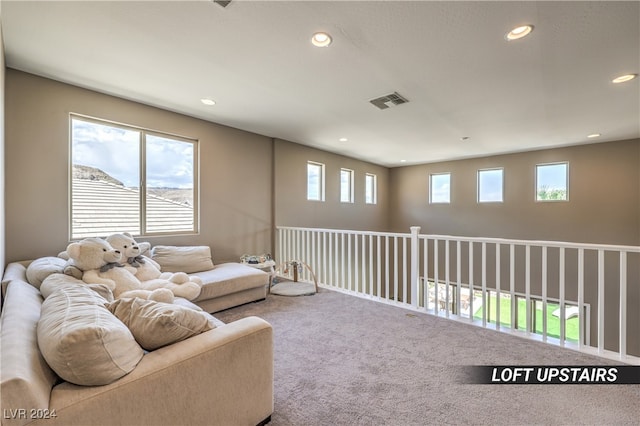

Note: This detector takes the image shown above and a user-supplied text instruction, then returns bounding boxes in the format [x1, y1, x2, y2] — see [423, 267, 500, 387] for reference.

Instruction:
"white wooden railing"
[276, 226, 640, 364]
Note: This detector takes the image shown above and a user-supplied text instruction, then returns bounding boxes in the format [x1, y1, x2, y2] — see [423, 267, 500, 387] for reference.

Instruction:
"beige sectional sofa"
[0, 247, 274, 426]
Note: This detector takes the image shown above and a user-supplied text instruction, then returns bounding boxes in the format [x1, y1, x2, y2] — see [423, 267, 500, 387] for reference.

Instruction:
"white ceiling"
[2, 0, 639, 167]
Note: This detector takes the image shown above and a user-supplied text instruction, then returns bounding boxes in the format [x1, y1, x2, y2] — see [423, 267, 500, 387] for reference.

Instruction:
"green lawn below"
[473, 295, 579, 342]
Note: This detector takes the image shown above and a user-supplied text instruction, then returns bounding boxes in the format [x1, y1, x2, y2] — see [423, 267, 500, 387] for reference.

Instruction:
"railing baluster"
[385, 236, 390, 301]
[423, 237, 429, 310]
[348, 234, 353, 292]
[525, 245, 531, 334]
[353, 233, 358, 293]
[542, 246, 548, 342]
[322, 231, 327, 286]
[341, 233, 346, 291]
[393, 236, 398, 302]
[377, 235, 382, 299]
[495, 243, 500, 330]
[369, 234, 374, 298]
[598, 249, 605, 354]
[468, 242, 474, 322]
[619, 251, 627, 359]
[559, 247, 566, 346]
[578, 248, 584, 350]
[510, 244, 515, 330]
[456, 240, 461, 317]
[445, 239, 450, 317]
[434, 239, 439, 314]
[402, 237, 408, 304]
[481, 242, 487, 327]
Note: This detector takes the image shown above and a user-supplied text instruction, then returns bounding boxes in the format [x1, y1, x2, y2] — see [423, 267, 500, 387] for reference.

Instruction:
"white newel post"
[410, 226, 421, 308]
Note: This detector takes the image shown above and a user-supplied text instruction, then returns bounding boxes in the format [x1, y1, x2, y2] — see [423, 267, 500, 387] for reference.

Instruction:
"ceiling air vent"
[369, 92, 409, 110]
[214, 0, 232, 8]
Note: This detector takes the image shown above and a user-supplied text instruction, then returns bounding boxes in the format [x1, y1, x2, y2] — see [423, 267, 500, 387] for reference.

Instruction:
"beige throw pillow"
[37, 285, 144, 386]
[151, 245, 214, 273]
[107, 298, 216, 351]
[25, 256, 67, 289]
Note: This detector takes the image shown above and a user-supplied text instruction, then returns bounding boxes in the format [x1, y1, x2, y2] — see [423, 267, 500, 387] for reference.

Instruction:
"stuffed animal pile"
[105, 233, 202, 300]
[65, 234, 203, 303]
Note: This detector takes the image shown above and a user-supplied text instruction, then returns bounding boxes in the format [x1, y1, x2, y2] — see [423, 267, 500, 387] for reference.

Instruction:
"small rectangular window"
[429, 173, 451, 204]
[536, 162, 568, 201]
[307, 161, 325, 201]
[478, 168, 504, 203]
[365, 173, 377, 204]
[340, 168, 354, 203]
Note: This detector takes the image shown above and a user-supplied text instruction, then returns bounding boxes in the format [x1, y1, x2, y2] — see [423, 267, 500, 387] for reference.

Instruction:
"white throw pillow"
[37, 285, 143, 386]
[107, 298, 216, 351]
[151, 245, 214, 273]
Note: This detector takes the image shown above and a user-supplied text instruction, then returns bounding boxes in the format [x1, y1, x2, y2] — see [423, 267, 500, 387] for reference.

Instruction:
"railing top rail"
[418, 233, 640, 253]
[276, 226, 410, 238]
[276, 226, 640, 253]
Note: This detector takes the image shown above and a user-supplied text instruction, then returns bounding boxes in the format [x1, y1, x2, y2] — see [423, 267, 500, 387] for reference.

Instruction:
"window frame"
[69, 114, 199, 239]
[535, 162, 569, 202]
[365, 173, 377, 205]
[307, 161, 326, 202]
[429, 172, 451, 204]
[477, 167, 504, 203]
[340, 168, 355, 203]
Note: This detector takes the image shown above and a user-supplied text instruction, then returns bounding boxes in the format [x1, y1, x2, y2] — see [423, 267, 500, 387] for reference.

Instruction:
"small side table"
[241, 260, 277, 290]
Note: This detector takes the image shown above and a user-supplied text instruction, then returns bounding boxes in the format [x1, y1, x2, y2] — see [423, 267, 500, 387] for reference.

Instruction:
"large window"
[340, 168, 354, 203]
[536, 162, 568, 201]
[71, 115, 197, 239]
[307, 161, 325, 201]
[477, 168, 504, 203]
[365, 173, 377, 204]
[429, 172, 451, 204]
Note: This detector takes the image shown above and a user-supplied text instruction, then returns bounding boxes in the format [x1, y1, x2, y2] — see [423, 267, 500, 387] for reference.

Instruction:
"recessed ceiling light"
[612, 74, 637, 84]
[339, 137, 348, 142]
[587, 133, 601, 138]
[311, 32, 332, 47]
[505, 24, 534, 41]
[400, 159, 407, 163]
[200, 98, 216, 106]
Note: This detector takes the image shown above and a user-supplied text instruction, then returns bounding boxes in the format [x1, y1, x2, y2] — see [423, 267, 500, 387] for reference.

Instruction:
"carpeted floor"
[215, 288, 639, 425]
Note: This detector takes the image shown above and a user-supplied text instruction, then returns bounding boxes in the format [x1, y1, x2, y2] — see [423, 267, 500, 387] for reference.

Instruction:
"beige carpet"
[215, 288, 639, 425]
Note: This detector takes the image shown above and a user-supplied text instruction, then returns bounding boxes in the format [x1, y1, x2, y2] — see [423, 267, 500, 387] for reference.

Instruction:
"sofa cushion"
[37, 285, 144, 386]
[107, 298, 216, 351]
[1, 280, 59, 421]
[25, 256, 67, 289]
[151, 245, 214, 273]
[191, 262, 269, 301]
[39, 273, 116, 302]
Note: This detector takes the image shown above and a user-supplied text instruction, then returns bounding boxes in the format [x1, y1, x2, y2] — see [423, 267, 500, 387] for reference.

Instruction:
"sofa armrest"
[42, 316, 273, 426]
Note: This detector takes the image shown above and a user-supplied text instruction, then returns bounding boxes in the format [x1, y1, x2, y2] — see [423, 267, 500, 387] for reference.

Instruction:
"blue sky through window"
[430, 173, 450, 203]
[72, 119, 194, 189]
[478, 168, 503, 202]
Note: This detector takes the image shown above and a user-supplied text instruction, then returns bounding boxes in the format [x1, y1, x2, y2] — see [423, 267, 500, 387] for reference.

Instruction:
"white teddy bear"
[65, 238, 175, 303]
[105, 233, 202, 301]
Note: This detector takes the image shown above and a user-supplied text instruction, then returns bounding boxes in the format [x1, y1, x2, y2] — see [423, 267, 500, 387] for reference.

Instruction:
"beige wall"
[5, 70, 273, 263]
[389, 140, 640, 246]
[274, 139, 389, 231]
